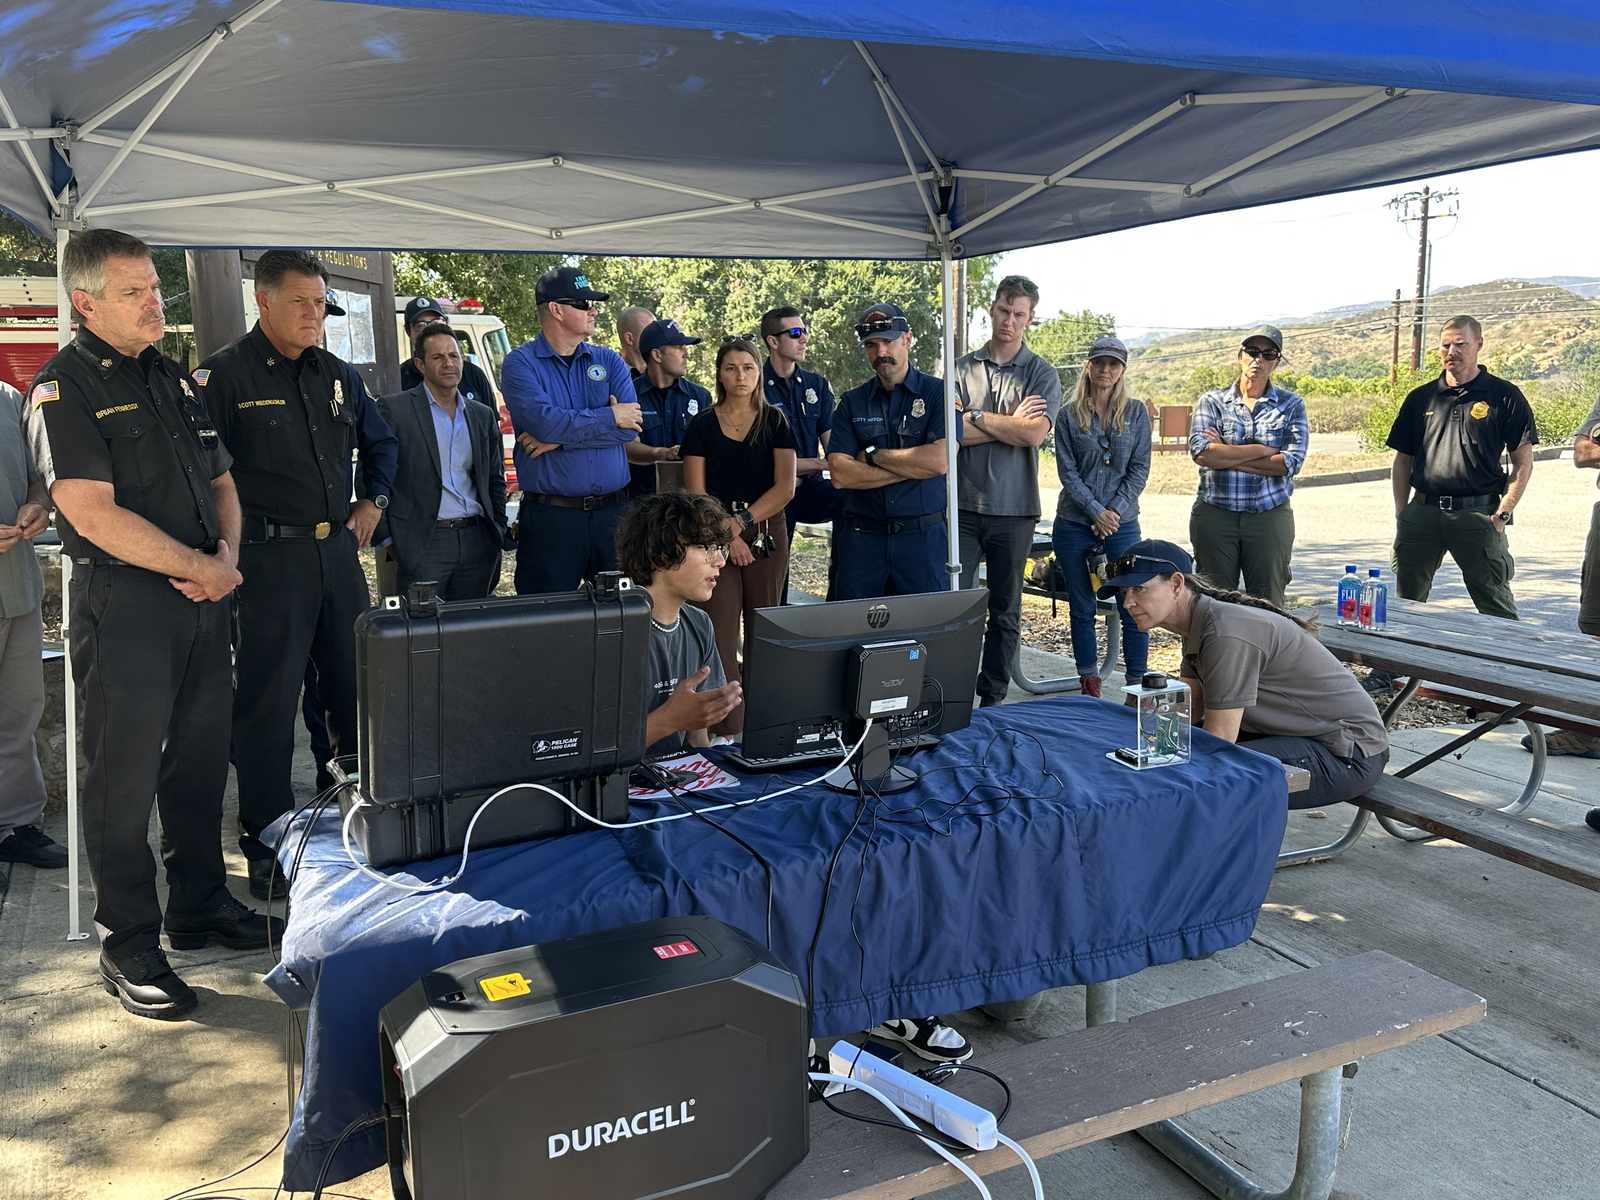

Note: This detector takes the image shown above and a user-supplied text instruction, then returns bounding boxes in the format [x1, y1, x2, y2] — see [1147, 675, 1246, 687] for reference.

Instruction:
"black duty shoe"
[1586, 808, 1600, 834]
[248, 857, 290, 901]
[165, 895, 285, 951]
[0, 826, 69, 869]
[0, 863, 8, 894]
[101, 947, 197, 1019]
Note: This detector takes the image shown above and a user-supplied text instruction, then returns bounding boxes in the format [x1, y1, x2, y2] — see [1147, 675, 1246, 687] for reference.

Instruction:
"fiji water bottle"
[1337, 565, 1361, 626]
[1359, 569, 1387, 630]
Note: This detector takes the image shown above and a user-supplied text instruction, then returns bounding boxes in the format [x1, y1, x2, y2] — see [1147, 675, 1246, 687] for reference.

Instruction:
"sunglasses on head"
[555, 298, 598, 311]
[1241, 345, 1281, 361]
[855, 318, 900, 340]
[1109, 553, 1181, 580]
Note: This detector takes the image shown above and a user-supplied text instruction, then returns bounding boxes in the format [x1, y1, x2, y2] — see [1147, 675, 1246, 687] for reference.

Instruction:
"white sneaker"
[868, 1016, 973, 1064]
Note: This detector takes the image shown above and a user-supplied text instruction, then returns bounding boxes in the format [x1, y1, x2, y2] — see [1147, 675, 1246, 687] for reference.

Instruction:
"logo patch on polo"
[1470, 401, 1490, 419]
[30, 381, 59, 407]
[587, 364, 607, 381]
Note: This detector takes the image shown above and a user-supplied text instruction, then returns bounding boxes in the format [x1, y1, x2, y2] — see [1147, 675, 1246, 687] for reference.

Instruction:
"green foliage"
[1559, 336, 1600, 399]
[1354, 351, 1435, 453]
[1179, 363, 1231, 402]
[0, 211, 53, 276]
[394, 252, 999, 391]
[1026, 308, 1117, 371]
[1301, 394, 1376, 434]
[1524, 384, 1594, 443]
[1304, 354, 1386, 379]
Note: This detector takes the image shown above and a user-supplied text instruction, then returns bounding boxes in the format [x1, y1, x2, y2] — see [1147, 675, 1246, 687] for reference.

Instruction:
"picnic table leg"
[1009, 597, 1121, 696]
[1138, 1065, 1347, 1200]
[1085, 979, 1117, 1026]
[1276, 808, 1374, 869]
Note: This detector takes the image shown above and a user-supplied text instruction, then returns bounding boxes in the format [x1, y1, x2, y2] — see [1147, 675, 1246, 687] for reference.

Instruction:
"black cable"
[309, 1110, 386, 1200]
[667, 787, 775, 948]
[815, 1087, 972, 1153]
[917, 1062, 1013, 1125]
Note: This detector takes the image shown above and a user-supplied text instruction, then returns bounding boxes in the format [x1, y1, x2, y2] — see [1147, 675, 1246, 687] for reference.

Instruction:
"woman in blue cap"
[1051, 335, 1152, 697]
[1100, 539, 1389, 809]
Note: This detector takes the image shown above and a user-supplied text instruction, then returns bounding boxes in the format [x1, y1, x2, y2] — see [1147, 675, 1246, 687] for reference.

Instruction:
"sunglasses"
[555, 298, 599, 311]
[780, 326, 809, 339]
[1096, 433, 1112, 466]
[1241, 345, 1282, 361]
[855, 318, 901, 340]
[1108, 553, 1181, 580]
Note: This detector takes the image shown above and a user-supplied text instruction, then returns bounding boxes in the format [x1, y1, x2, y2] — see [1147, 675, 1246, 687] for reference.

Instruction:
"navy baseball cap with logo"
[1096, 539, 1194, 598]
[535, 266, 610, 306]
[404, 296, 445, 327]
[854, 302, 911, 344]
[639, 319, 702, 357]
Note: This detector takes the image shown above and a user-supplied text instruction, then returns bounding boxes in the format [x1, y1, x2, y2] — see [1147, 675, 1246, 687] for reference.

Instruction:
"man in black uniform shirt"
[24, 228, 278, 1019]
[1386, 315, 1536, 621]
[198, 250, 398, 897]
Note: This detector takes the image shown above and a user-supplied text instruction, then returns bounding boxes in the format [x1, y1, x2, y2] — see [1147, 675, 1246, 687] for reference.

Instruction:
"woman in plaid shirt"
[1187, 325, 1308, 608]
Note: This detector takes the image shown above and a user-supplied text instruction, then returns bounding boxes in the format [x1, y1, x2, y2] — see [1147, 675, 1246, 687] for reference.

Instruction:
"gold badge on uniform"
[1470, 400, 1490, 419]
[911, 398, 925, 418]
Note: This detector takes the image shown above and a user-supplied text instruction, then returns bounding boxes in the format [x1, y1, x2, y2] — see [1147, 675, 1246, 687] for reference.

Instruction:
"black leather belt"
[72, 556, 132, 568]
[1418, 492, 1498, 510]
[243, 517, 338, 543]
[525, 489, 628, 511]
[847, 511, 946, 536]
[435, 516, 484, 529]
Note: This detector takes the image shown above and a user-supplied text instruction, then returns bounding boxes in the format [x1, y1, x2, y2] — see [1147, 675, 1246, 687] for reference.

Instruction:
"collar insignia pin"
[100, 358, 112, 369]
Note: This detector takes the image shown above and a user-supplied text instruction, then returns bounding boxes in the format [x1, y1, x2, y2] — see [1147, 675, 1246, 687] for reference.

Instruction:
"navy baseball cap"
[1096, 539, 1194, 598]
[639, 319, 701, 357]
[404, 296, 444, 327]
[536, 266, 609, 306]
[854, 302, 911, 344]
[1086, 335, 1128, 364]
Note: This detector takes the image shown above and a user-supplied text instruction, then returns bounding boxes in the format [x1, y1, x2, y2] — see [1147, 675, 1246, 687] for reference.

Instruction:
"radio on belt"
[379, 915, 808, 1200]
[847, 638, 926, 721]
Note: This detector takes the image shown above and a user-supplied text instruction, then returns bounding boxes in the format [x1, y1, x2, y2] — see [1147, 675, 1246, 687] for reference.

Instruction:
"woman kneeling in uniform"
[1100, 539, 1389, 809]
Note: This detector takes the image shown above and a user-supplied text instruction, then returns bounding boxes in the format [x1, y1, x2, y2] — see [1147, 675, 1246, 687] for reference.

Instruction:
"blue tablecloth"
[263, 696, 1287, 1189]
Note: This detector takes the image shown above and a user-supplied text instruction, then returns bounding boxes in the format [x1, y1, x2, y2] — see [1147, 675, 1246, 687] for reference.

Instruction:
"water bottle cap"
[1141, 672, 1168, 690]
[1345, 565, 1357, 573]
[1368, 568, 1381, 576]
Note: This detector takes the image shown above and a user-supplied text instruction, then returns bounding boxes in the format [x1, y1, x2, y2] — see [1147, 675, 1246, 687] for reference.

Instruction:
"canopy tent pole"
[54, 224, 88, 943]
[941, 251, 960, 590]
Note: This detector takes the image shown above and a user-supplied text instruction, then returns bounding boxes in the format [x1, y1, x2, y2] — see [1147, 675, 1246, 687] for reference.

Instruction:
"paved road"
[1041, 450, 1598, 628]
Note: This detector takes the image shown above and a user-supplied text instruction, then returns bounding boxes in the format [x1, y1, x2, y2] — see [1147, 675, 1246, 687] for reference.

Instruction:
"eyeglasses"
[854, 318, 901, 340]
[780, 326, 809, 339]
[693, 543, 731, 561]
[555, 298, 599, 311]
[1241, 345, 1282, 361]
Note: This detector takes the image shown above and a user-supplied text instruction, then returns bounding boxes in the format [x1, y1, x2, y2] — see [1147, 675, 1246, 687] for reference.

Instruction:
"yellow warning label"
[478, 972, 533, 1002]
[1470, 400, 1490, 420]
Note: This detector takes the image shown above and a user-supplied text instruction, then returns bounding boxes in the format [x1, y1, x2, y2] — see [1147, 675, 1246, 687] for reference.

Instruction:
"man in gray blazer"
[378, 322, 510, 599]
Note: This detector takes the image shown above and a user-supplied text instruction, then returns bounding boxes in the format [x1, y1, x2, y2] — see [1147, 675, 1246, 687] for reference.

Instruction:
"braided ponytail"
[1181, 572, 1319, 633]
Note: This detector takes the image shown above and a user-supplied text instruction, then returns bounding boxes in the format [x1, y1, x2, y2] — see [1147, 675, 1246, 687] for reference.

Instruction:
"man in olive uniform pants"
[25, 228, 277, 1019]
[199, 250, 397, 898]
[1387, 315, 1536, 621]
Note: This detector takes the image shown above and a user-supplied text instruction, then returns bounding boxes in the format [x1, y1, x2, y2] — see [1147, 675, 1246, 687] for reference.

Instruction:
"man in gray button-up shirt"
[954, 275, 1062, 707]
[0, 379, 67, 890]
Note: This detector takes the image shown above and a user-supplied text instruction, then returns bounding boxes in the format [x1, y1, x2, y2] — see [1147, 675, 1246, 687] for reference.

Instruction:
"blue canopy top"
[2, 0, 1597, 257]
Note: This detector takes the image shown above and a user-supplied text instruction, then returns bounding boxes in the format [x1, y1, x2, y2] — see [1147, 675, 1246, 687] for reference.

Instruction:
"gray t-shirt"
[1180, 593, 1388, 758]
[953, 342, 1062, 517]
[0, 382, 44, 619]
[645, 601, 726, 759]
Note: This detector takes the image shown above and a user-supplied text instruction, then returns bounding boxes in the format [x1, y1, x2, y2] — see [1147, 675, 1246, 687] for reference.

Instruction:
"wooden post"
[185, 250, 247, 361]
[373, 250, 400, 395]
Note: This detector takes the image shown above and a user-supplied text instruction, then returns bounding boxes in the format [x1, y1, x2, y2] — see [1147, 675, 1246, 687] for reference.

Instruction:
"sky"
[994, 148, 1600, 340]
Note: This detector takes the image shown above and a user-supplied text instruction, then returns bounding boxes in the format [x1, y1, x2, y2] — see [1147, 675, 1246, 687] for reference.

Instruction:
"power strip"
[827, 1044, 997, 1150]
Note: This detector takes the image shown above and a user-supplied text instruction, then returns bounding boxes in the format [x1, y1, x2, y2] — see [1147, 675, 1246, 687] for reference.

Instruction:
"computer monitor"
[732, 589, 988, 792]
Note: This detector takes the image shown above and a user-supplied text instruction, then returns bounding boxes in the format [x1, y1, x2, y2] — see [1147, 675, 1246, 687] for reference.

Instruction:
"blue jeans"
[1051, 518, 1149, 678]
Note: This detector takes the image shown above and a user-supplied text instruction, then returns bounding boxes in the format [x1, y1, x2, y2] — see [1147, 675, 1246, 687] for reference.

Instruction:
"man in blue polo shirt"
[627, 319, 708, 497]
[827, 302, 959, 599]
[501, 266, 642, 593]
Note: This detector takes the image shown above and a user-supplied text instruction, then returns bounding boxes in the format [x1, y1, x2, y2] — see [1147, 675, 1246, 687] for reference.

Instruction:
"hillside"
[1127, 278, 1600, 402]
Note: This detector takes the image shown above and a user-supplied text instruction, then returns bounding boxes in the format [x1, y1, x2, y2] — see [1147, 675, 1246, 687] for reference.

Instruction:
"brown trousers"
[696, 514, 788, 735]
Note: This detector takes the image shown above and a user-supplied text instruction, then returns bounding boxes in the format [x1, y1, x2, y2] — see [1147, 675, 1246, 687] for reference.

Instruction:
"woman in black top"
[681, 337, 797, 735]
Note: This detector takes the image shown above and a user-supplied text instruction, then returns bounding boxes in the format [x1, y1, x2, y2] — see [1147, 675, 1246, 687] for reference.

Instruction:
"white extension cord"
[342, 721, 877, 893]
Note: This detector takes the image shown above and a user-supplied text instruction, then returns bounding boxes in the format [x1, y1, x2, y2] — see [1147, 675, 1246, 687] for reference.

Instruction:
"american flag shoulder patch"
[192, 369, 211, 386]
[30, 381, 60, 407]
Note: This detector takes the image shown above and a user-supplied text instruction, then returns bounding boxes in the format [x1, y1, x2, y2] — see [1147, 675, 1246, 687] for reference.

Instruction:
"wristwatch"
[969, 409, 987, 428]
[1494, 509, 1513, 525]
[372, 493, 390, 511]
[864, 445, 879, 469]
[736, 509, 755, 529]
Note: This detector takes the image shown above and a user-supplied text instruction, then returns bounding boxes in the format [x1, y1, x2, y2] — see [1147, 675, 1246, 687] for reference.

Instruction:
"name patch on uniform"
[911, 398, 926, 418]
[237, 398, 288, 409]
[1470, 400, 1490, 419]
[192, 369, 211, 386]
[94, 404, 140, 419]
[30, 381, 59, 407]
[586, 364, 607, 381]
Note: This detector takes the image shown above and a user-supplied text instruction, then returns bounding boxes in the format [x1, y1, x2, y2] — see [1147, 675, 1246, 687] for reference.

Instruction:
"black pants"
[957, 512, 1035, 706]
[515, 501, 624, 594]
[69, 564, 231, 959]
[234, 530, 371, 860]
[399, 523, 503, 600]
[1238, 734, 1389, 809]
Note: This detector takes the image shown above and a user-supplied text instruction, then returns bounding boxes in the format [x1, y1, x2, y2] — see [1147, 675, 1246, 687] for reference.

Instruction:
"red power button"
[652, 940, 699, 960]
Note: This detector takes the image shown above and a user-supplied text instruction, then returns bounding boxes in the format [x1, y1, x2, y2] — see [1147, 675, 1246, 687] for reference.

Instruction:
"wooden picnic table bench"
[774, 951, 1483, 1200]
[1289, 599, 1600, 889]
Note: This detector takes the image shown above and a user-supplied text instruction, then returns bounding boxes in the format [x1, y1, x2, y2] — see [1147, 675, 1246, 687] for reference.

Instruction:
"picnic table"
[1290, 597, 1600, 866]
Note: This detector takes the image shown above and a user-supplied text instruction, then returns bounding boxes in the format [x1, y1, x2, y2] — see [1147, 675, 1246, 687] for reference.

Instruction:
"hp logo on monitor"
[867, 604, 890, 629]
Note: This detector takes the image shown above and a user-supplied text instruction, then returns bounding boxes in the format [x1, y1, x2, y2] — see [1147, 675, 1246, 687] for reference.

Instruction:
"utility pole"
[1390, 288, 1402, 383]
[1388, 185, 1459, 370]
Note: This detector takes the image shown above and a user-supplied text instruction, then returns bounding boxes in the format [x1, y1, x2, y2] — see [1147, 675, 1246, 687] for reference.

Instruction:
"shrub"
[1302, 393, 1377, 433]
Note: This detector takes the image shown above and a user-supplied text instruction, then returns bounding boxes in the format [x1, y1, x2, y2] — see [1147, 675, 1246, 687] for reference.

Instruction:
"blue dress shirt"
[501, 332, 638, 497]
[425, 384, 483, 519]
